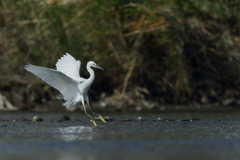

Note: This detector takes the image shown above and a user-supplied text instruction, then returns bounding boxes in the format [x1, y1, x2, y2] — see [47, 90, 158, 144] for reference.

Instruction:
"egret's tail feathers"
[59, 95, 78, 108]
[57, 95, 64, 100]
[57, 94, 76, 108]
[63, 99, 75, 108]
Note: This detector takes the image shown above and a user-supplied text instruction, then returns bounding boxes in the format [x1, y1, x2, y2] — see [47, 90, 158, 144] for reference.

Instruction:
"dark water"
[1, 111, 240, 160]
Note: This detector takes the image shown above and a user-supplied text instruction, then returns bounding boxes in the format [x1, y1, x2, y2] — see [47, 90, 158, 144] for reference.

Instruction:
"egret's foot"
[90, 120, 97, 126]
[98, 115, 107, 123]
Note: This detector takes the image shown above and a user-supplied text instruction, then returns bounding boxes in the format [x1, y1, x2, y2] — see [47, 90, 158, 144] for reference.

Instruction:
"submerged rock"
[154, 117, 176, 122]
[60, 115, 70, 121]
[157, 117, 162, 121]
[13, 118, 31, 121]
[20, 118, 31, 121]
[121, 119, 133, 122]
[180, 118, 200, 122]
[162, 118, 168, 121]
[104, 116, 114, 122]
[32, 116, 43, 122]
[155, 117, 167, 121]
[191, 117, 200, 121]
[137, 116, 144, 121]
[167, 119, 176, 121]
[181, 119, 192, 121]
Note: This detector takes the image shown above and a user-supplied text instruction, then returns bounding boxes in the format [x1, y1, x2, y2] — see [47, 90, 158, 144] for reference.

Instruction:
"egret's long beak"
[95, 65, 104, 71]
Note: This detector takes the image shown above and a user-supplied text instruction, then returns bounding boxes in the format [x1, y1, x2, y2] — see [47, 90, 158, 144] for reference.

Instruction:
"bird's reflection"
[58, 126, 95, 141]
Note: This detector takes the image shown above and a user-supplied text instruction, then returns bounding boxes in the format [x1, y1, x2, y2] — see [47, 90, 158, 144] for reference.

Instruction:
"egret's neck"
[87, 64, 95, 84]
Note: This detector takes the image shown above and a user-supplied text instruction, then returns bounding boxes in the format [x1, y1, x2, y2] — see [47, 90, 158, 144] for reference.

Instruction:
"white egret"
[24, 53, 106, 126]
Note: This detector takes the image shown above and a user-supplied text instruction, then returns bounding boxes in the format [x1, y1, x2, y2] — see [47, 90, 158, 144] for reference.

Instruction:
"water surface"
[1, 112, 240, 160]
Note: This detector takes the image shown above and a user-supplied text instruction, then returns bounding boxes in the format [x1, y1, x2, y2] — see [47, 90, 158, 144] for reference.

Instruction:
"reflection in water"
[58, 126, 95, 141]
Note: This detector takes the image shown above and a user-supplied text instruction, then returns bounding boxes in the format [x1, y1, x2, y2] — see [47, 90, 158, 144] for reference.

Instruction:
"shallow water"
[1, 111, 240, 160]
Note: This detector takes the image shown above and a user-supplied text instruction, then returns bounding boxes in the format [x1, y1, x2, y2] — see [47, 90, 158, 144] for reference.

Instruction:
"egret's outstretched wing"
[56, 53, 83, 81]
[24, 64, 79, 106]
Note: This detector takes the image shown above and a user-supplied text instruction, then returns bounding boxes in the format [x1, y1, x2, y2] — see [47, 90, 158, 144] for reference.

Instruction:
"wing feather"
[56, 53, 83, 81]
[24, 64, 80, 107]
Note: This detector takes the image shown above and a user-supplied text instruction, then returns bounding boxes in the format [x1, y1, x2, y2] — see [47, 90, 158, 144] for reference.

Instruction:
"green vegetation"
[0, 0, 240, 110]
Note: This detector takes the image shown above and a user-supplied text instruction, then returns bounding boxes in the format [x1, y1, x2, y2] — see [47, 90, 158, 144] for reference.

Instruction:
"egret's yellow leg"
[98, 115, 107, 123]
[82, 101, 97, 126]
[90, 120, 97, 126]
[85, 95, 107, 123]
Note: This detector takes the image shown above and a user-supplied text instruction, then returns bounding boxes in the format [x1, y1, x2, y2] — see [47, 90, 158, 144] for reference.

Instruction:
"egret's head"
[88, 61, 104, 71]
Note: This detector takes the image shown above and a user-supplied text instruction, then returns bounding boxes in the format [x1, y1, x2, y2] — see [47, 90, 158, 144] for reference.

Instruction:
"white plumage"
[56, 53, 84, 81]
[24, 53, 106, 126]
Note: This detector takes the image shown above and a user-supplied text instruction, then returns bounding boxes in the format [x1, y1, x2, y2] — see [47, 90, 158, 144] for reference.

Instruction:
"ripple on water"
[57, 126, 95, 141]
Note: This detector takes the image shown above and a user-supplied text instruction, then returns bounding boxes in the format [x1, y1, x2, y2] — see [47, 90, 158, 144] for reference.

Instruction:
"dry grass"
[0, 0, 240, 110]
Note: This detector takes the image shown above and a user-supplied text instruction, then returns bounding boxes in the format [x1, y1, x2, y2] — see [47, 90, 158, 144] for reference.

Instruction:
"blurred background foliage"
[0, 0, 240, 111]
